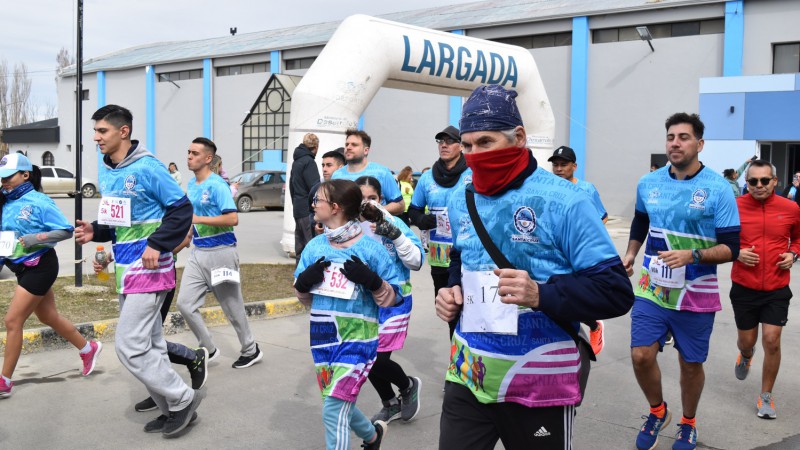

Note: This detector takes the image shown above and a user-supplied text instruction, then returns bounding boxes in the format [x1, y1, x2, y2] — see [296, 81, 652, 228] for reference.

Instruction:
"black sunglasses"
[436, 138, 459, 145]
[746, 177, 773, 187]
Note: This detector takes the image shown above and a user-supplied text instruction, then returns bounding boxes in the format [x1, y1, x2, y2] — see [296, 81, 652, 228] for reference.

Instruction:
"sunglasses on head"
[746, 177, 773, 187]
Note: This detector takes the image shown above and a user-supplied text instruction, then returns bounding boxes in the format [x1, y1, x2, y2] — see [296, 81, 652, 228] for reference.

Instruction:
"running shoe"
[672, 423, 697, 450]
[0, 377, 12, 399]
[370, 397, 401, 423]
[207, 348, 220, 363]
[189, 347, 208, 389]
[163, 389, 204, 437]
[135, 396, 158, 412]
[80, 341, 102, 376]
[232, 344, 263, 369]
[635, 403, 671, 450]
[735, 348, 755, 381]
[399, 376, 422, 422]
[757, 392, 776, 419]
[590, 320, 605, 355]
[144, 412, 197, 433]
[361, 420, 387, 449]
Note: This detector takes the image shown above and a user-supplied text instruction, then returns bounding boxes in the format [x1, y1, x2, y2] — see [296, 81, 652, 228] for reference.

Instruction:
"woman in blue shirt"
[0, 154, 102, 399]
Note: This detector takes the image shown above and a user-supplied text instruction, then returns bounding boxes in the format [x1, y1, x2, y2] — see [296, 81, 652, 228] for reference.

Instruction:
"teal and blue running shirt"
[188, 173, 237, 248]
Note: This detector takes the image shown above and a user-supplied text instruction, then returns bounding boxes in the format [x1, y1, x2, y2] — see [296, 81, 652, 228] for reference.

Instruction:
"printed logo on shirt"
[201, 189, 210, 204]
[457, 215, 473, 241]
[689, 188, 707, 210]
[123, 175, 138, 196]
[17, 205, 33, 222]
[463, 174, 473, 185]
[647, 188, 661, 204]
[511, 206, 539, 243]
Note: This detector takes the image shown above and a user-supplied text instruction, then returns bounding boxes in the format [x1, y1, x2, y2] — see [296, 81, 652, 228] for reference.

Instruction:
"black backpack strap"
[465, 187, 593, 359]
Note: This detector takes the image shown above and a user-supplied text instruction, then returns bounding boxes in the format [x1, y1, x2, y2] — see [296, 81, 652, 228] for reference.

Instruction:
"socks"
[680, 416, 696, 428]
[79, 342, 92, 354]
[1, 375, 10, 384]
[649, 402, 667, 419]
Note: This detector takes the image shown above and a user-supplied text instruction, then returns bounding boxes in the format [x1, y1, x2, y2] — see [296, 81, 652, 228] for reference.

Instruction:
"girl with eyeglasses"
[0, 154, 102, 399]
[295, 178, 401, 450]
[355, 175, 424, 425]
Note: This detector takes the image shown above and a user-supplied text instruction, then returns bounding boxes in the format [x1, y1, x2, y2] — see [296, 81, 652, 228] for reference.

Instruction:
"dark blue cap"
[459, 85, 523, 134]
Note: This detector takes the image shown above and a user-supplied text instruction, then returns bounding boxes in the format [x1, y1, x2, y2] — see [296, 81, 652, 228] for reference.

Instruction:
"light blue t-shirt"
[188, 173, 237, 248]
[332, 162, 402, 205]
[1, 183, 73, 264]
[574, 179, 607, 221]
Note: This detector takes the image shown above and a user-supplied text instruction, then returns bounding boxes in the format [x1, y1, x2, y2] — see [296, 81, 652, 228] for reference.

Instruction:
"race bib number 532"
[310, 262, 356, 300]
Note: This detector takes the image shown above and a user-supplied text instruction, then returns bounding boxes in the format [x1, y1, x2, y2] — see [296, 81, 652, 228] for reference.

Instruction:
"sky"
[1, 0, 474, 116]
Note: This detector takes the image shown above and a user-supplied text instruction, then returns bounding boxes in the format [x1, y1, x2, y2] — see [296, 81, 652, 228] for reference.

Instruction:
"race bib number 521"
[98, 197, 131, 227]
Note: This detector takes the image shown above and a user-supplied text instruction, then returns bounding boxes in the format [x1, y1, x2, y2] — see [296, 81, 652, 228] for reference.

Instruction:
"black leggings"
[368, 351, 410, 401]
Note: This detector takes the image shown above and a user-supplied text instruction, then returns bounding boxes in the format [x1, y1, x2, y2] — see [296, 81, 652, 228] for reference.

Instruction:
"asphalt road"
[1, 206, 800, 449]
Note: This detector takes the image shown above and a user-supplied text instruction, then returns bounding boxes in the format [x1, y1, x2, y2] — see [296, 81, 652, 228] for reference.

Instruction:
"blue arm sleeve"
[147, 196, 193, 252]
[630, 209, 650, 243]
[537, 257, 634, 322]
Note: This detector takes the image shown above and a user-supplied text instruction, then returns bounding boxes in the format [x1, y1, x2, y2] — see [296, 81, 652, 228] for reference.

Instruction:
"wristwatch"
[791, 252, 798, 263]
[691, 249, 702, 264]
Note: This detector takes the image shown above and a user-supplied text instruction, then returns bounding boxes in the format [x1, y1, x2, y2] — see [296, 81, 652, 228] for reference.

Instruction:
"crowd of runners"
[0, 84, 797, 450]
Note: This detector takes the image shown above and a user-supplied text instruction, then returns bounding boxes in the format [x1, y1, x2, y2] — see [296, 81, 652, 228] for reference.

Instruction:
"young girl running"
[294, 179, 401, 450]
[0, 154, 102, 398]
[356, 176, 424, 424]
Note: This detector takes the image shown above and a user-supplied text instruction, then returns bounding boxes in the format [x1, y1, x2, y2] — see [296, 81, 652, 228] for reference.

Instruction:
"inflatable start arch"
[282, 14, 555, 254]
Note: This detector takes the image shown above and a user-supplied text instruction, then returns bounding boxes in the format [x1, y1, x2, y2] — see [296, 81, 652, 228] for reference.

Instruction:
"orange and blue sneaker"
[757, 392, 776, 419]
[0, 377, 12, 399]
[735, 347, 755, 380]
[636, 403, 671, 450]
[672, 422, 697, 450]
[590, 320, 605, 355]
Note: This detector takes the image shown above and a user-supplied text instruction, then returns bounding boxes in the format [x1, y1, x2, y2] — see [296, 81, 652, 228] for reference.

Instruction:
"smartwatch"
[791, 252, 798, 263]
[692, 249, 702, 264]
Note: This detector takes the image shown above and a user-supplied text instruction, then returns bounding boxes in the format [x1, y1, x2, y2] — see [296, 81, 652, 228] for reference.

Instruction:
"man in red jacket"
[731, 159, 800, 420]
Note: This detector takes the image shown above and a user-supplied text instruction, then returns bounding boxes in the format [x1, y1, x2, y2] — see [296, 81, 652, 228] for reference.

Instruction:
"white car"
[40, 166, 97, 198]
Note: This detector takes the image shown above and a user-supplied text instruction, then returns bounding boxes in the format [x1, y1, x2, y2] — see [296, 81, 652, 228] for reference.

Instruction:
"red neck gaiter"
[464, 146, 530, 196]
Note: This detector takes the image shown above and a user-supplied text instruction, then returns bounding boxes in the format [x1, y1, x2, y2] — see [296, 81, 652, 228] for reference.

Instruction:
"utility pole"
[74, 0, 84, 286]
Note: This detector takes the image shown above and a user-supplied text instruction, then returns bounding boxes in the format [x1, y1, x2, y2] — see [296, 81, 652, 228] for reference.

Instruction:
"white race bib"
[98, 197, 131, 227]
[435, 208, 452, 239]
[461, 270, 518, 334]
[211, 267, 240, 286]
[0, 231, 16, 257]
[310, 262, 356, 300]
[647, 257, 686, 289]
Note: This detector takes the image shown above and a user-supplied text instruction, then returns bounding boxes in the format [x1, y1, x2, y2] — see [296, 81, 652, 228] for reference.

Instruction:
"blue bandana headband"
[459, 85, 524, 134]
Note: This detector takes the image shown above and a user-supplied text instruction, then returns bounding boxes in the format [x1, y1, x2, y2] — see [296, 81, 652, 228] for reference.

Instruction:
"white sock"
[1, 375, 10, 384]
[79, 342, 92, 354]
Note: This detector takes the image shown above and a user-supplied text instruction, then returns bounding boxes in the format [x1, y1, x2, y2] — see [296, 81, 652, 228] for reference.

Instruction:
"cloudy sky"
[2, 0, 473, 115]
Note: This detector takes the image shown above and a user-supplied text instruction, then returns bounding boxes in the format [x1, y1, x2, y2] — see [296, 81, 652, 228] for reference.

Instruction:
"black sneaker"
[399, 376, 422, 422]
[232, 344, 263, 369]
[188, 347, 208, 389]
[134, 396, 158, 412]
[143, 412, 197, 433]
[370, 397, 401, 423]
[207, 348, 220, 363]
[361, 420, 387, 449]
[162, 389, 204, 437]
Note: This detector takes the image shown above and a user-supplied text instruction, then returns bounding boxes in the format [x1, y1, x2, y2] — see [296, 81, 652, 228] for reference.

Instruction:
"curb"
[0, 297, 307, 355]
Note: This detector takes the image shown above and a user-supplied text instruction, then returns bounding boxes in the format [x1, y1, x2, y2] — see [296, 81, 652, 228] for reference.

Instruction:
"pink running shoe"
[0, 377, 12, 398]
[81, 341, 103, 376]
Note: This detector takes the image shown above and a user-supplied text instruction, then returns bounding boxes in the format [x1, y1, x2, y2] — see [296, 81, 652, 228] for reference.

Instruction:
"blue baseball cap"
[0, 153, 33, 178]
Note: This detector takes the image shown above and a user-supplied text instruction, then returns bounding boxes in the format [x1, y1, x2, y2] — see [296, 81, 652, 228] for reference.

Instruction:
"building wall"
[155, 75, 203, 190]
[742, 0, 800, 76]
[8, 142, 58, 168]
[529, 46, 571, 150]
[586, 33, 724, 217]
[56, 72, 100, 179]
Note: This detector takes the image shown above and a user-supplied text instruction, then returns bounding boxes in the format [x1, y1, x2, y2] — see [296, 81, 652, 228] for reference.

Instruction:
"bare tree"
[8, 62, 32, 127]
[55, 46, 75, 78]
[0, 59, 8, 131]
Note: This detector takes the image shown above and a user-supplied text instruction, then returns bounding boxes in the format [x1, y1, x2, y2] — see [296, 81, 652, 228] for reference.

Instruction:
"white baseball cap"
[0, 153, 33, 178]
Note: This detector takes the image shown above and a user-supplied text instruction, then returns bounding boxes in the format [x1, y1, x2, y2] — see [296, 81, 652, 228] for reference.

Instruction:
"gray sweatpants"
[177, 245, 257, 357]
[116, 291, 194, 413]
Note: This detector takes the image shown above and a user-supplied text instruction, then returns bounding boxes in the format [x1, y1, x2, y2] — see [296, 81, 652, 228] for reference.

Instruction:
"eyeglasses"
[746, 177, 773, 187]
[312, 196, 333, 207]
[436, 138, 459, 145]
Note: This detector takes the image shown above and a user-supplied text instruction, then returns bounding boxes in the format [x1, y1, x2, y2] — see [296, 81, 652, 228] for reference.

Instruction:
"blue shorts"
[630, 298, 715, 363]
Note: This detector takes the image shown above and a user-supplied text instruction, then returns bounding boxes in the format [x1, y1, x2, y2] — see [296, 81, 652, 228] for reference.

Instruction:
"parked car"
[40, 166, 97, 198]
[230, 170, 286, 212]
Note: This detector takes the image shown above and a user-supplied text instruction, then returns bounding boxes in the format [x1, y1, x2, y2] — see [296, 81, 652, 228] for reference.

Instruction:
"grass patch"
[0, 264, 296, 331]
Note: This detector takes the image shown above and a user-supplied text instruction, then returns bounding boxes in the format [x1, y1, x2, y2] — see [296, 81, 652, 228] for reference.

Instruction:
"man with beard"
[408, 125, 471, 339]
[624, 113, 740, 450]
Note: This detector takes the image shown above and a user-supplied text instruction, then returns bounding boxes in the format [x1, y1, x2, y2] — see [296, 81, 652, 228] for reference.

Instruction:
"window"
[74, 89, 89, 100]
[241, 76, 292, 171]
[284, 57, 316, 70]
[55, 168, 74, 178]
[216, 62, 270, 77]
[261, 173, 273, 183]
[42, 151, 54, 166]
[492, 32, 572, 49]
[593, 18, 724, 43]
[157, 69, 202, 82]
[774, 43, 800, 74]
[40, 167, 55, 177]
